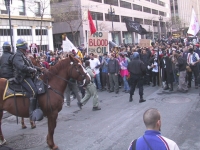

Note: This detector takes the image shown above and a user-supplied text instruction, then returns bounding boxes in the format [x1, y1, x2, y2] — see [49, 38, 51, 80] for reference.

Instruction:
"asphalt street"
[2, 84, 200, 150]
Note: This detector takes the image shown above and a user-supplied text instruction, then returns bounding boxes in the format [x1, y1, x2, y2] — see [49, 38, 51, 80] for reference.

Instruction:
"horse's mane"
[42, 56, 81, 80]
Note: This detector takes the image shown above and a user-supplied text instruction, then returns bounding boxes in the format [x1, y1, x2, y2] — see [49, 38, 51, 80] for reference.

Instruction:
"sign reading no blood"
[88, 31, 109, 55]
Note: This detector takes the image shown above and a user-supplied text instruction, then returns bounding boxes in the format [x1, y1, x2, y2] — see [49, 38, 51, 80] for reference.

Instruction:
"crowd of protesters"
[32, 36, 200, 107]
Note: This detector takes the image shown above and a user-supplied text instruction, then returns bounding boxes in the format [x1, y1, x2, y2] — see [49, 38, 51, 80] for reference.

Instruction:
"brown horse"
[0, 55, 90, 149]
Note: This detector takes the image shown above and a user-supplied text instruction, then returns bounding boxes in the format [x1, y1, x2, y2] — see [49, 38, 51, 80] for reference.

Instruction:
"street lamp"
[108, 5, 115, 42]
[159, 16, 163, 40]
[4, 0, 14, 52]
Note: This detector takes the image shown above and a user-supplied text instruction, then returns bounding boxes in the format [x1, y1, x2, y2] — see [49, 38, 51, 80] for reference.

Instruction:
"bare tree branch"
[51, 1, 88, 45]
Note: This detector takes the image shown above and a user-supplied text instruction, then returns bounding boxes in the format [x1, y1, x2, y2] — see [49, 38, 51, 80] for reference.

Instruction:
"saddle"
[3, 79, 28, 100]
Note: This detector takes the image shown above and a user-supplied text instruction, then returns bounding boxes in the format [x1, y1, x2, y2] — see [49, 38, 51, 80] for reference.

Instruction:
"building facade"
[52, 0, 170, 48]
[170, 0, 200, 36]
[0, 0, 53, 54]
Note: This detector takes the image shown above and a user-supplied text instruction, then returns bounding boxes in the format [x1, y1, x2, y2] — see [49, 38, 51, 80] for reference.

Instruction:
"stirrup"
[0, 139, 6, 145]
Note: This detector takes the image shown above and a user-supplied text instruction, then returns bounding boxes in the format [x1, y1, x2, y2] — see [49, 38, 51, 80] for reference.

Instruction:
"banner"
[88, 31, 109, 55]
[139, 39, 151, 47]
[62, 37, 78, 53]
[187, 8, 200, 36]
[124, 18, 148, 35]
[88, 10, 96, 35]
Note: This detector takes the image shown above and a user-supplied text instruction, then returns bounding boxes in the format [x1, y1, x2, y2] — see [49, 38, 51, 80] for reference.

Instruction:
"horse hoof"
[0, 139, 6, 145]
[31, 125, 36, 129]
[22, 126, 27, 129]
[51, 145, 58, 150]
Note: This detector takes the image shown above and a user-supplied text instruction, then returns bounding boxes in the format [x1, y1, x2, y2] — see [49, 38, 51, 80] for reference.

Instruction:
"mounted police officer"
[0, 42, 14, 79]
[12, 39, 39, 121]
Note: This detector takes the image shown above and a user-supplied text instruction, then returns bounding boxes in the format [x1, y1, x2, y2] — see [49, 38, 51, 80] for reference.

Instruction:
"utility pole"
[108, 5, 115, 42]
[159, 16, 163, 40]
[4, 0, 14, 52]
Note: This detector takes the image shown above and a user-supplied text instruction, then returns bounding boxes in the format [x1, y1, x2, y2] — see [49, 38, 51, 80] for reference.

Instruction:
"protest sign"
[88, 31, 109, 55]
[139, 39, 151, 47]
[62, 37, 78, 53]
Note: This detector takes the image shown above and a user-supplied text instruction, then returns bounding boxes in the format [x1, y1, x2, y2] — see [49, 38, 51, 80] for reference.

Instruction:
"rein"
[43, 63, 87, 86]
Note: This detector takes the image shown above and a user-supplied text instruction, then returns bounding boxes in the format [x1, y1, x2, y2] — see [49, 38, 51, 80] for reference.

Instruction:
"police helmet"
[2, 41, 11, 52]
[16, 38, 28, 50]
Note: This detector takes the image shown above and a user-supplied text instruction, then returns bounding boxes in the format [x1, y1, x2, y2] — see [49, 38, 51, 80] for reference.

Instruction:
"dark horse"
[0, 55, 90, 149]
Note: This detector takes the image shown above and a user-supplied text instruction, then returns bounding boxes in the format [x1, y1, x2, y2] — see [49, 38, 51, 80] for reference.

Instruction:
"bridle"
[43, 61, 89, 87]
[68, 62, 89, 86]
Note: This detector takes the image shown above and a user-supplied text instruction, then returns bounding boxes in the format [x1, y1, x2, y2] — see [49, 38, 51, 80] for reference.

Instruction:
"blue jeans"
[95, 73, 102, 90]
[123, 76, 130, 91]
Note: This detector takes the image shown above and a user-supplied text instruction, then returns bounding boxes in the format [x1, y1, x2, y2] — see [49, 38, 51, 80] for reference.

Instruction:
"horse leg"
[46, 111, 58, 150]
[21, 118, 27, 129]
[30, 120, 36, 129]
[0, 110, 6, 145]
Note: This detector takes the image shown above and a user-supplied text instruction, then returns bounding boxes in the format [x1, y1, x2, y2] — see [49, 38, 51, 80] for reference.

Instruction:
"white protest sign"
[62, 37, 78, 53]
[88, 31, 109, 55]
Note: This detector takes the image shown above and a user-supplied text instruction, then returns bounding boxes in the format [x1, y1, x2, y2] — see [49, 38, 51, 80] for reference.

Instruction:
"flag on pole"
[187, 8, 200, 36]
[88, 10, 96, 35]
[124, 18, 148, 35]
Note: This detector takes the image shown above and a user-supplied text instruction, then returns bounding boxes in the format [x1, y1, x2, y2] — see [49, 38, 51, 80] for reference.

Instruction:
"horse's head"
[29, 55, 42, 67]
[68, 55, 91, 86]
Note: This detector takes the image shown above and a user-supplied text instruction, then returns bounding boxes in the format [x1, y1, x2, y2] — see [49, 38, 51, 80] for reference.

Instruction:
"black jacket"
[12, 50, 34, 82]
[128, 59, 146, 76]
[108, 58, 119, 74]
[0, 51, 14, 79]
[177, 56, 186, 71]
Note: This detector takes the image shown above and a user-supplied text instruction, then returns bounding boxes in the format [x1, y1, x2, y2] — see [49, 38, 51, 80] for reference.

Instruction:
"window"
[134, 18, 143, 24]
[151, 0, 157, 4]
[104, 0, 118, 6]
[35, 2, 41, 16]
[170, 6, 174, 10]
[120, 0, 131, 9]
[121, 16, 132, 22]
[18, 0, 25, 15]
[0, 29, 12, 36]
[17, 29, 31, 36]
[35, 29, 48, 35]
[143, 7, 151, 13]
[158, 0, 165, 6]
[152, 9, 158, 15]
[105, 14, 120, 22]
[90, 12, 103, 21]
[159, 11, 165, 16]
[144, 19, 152, 25]
[175, 5, 178, 10]
[90, 0, 102, 2]
[1, 10, 8, 14]
[133, 4, 142, 11]
[153, 21, 159, 26]
[160, 22, 165, 27]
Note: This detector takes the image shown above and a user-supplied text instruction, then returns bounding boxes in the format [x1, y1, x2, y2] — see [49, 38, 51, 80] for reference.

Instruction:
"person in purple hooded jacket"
[128, 108, 180, 150]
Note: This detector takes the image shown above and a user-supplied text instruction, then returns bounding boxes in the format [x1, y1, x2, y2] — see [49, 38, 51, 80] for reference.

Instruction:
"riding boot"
[29, 97, 36, 121]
